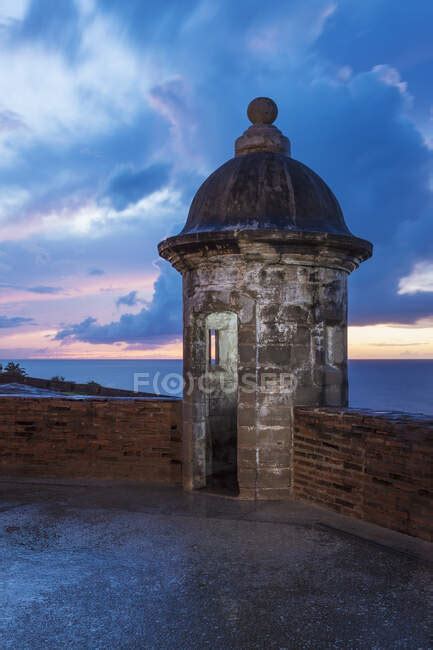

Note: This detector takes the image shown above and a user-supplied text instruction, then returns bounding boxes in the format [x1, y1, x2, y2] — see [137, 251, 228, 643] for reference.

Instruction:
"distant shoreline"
[0, 372, 160, 399]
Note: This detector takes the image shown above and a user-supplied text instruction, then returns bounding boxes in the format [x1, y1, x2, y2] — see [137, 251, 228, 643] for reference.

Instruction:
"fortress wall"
[0, 397, 182, 484]
[293, 407, 433, 542]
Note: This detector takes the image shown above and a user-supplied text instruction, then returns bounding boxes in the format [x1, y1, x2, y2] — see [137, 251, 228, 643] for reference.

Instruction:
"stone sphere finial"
[247, 97, 278, 125]
[236, 97, 289, 156]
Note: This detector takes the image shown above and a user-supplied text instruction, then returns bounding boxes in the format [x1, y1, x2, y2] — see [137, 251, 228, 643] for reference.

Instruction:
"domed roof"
[181, 97, 350, 237]
[181, 152, 349, 236]
[158, 97, 372, 272]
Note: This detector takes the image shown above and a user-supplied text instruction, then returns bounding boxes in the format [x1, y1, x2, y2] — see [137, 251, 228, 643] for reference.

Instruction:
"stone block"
[257, 466, 291, 488]
[238, 467, 256, 488]
[237, 425, 256, 446]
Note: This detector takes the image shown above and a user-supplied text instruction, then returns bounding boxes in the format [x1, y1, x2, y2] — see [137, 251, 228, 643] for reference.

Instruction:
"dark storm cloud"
[276, 69, 433, 325]
[315, 0, 433, 112]
[0, 0, 432, 349]
[104, 164, 171, 211]
[56, 262, 182, 344]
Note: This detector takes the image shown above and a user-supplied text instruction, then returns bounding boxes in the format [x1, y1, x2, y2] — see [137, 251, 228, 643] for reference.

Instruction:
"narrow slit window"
[209, 329, 220, 366]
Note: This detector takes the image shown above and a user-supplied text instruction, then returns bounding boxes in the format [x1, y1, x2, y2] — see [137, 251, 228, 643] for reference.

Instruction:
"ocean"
[3, 359, 433, 416]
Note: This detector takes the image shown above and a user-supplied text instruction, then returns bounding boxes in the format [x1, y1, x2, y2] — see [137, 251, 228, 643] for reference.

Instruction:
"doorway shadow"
[204, 469, 239, 497]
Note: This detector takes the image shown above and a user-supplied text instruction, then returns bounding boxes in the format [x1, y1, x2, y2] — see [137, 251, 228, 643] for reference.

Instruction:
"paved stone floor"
[0, 479, 432, 649]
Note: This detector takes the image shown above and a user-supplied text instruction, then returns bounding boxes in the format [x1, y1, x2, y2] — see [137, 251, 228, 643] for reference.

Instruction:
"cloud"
[0, 0, 163, 165]
[12, 0, 82, 57]
[370, 342, 427, 347]
[0, 0, 29, 26]
[246, 1, 337, 60]
[148, 77, 207, 172]
[55, 262, 182, 345]
[104, 164, 171, 211]
[0, 109, 27, 133]
[26, 285, 62, 294]
[0, 184, 184, 240]
[398, 262, 433, 295]
[372, 64, 408, 96]
[270, 64, 432, 325]
[88, 267, 105, 276]
[0, 281, 63, 295]
[0, 315, 33, 328]
[0, 187, 30, 222]
[116, 290, 141, 308]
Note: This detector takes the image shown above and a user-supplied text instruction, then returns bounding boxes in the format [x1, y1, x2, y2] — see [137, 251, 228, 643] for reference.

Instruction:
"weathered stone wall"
[182, 242, 349, 498]
[0, 397, 182, 483]
[293, 407, 433, 541]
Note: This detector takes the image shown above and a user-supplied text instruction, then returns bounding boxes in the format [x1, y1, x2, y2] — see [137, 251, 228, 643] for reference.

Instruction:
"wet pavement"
[0, 478, 432, 649]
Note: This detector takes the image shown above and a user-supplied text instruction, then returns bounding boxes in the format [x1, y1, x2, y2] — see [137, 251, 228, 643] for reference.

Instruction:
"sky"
[0, 0, 432, 360]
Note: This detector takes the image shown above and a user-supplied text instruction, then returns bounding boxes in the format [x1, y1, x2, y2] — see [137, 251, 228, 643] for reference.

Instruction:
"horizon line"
[2, 357, 433, 362]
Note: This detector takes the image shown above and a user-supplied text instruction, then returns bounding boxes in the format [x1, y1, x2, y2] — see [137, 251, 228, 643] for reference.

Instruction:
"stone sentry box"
[159, 97, 372, 499]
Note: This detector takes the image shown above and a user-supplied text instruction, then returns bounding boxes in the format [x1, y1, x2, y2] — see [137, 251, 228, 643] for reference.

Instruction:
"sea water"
[3, 358, 433, 415]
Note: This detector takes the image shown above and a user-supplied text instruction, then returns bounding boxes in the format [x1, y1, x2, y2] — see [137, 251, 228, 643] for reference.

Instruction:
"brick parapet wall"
[0, 397, 182, 484]
[293, 407, 433, 542]
[2, 397, 432, 542]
